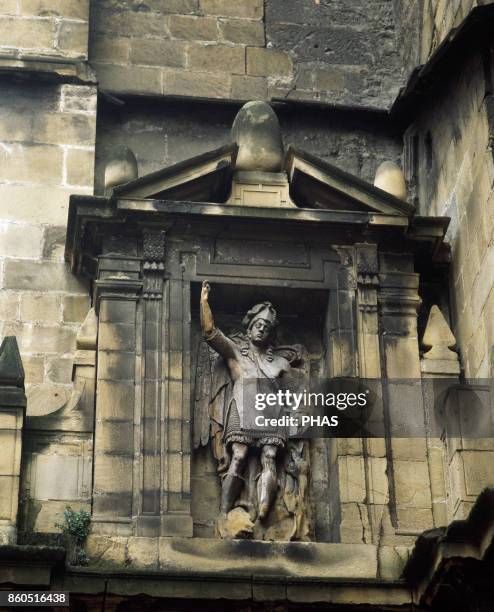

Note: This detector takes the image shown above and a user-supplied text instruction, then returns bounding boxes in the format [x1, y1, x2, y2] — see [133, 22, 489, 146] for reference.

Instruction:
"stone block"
[96, 381, 135, 421]
[57, 20, 89, 58]
[0, 222, 43, 258]
[127, 536, 159, 568]
[367, 457, 388, 505]
[0, 291, 19, 320]
[65, 148, 95, 187]
[188, 43, 245, 74]
[0, 0, 18, 15]
[231, 75, 267, 100]
[21, 355, 44, 384]
[4, 260, 88, 293]
[97, 351, 135, 381]
[99, 322, 136, 351]
[219, 19, 265, 45]
[85, 535, 127, 566]
[200, 0, 263, 19]
[247, 47, 293, 77]
[391, 438, 428, 461]
[0, 108, 33, 142]
[461, 450, 494, 496]
[0, 185, 75, 225]
[168, 15, 218, 41]
[0, 430, 16, 475]
[13, 323, 77, 354]
[96, 421, 134, 455]
[0, 144, 63, 186]
[0, 16, 55, 50]
[33, 113, 95, 146]
[99, 299, 135, 323]
[338, 456, 366, 503]
[395, 507, 433, 531]
[393, 460, 432, 508]
[63, 295, 90, 323]
[314, 66, 345, 92]
[20, 0, 90, 20]
[339, 502, 371, 543]
[93, 454, 133, 494]
[20, 293, 62, 323]
[0, 476, 18, 520]
[32, 453, 81, 500]
[94, 63, 162, 95]
[163, 68, 230, 99]
[130, 38, 187, 68]
[377, 546, 410, 580]
[89, 35, 131, 63]
[46, 357, 72, 383]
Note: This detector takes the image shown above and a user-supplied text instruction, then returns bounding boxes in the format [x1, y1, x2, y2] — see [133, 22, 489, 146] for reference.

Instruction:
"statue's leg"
[258, 444, 278, 520]
[220, 442, 248, 514]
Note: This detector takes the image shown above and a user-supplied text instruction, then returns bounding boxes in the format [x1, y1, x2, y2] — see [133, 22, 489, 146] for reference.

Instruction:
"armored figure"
[195, 281, 311, 539]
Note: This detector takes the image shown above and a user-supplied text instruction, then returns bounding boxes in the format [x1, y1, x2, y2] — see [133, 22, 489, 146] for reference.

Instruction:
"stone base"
[83, 535, 410, 581]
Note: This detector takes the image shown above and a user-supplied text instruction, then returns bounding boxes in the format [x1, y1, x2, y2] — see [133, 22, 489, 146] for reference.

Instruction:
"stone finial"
[231, 101, 284, 172]
[422, 305, 457, 361]
[374, 161, 407, 201]
[104, 146, 138, 192]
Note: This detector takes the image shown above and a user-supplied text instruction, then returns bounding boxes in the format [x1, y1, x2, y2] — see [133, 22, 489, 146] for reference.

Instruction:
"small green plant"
[55, 506, 91, 566]
[56, 506, 91, 544]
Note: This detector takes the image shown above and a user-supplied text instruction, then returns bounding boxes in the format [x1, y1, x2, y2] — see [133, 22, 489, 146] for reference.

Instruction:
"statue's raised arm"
[200, 281, 238, 361]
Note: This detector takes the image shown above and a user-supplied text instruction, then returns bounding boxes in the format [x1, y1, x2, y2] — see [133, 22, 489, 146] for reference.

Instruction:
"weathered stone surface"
[0, 223, 43, 259]
[0, 144, 63, 185]
[95, 62, 162, 95]
[58, 21, 89, 58]
[66, 149, 95, 187]
[188, 44, 245, 74]
[168, 15, 218, 41]
[21, 0, 90, 20]
[219, 19, 265, 45]
[163, 68, 230, 98]
[3, 261, 88, 293]
[200, 0, 263, 19]
[46, 357, 73, 383]
[63, 295, 90, 323]
[20, 294, 61, 323]
[130, 38, 187, 68]
[21, 356, 44, 384]
[246, 47, 293, 78]
[104, 146, 138, 190]
[0, 17, 55, 49]
[231, 75, 267, 100]
[127, 536, 159, 567]
[158, 538, 378, 578]
[42, 226, 67, 260]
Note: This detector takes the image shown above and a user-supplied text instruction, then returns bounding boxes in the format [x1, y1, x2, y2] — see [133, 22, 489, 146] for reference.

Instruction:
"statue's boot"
[220, 473, 244, 514]
[257, 469, 277, 519]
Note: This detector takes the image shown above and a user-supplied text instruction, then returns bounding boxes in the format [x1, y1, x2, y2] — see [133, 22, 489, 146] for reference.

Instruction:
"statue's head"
[242, 302, 278, 347]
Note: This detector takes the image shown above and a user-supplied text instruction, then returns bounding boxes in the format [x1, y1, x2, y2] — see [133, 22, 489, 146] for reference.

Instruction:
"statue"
[194, 281, 311, 540]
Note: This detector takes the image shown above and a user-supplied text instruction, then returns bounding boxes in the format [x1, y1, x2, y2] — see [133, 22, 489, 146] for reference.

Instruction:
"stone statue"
[194, 281, 311, 540]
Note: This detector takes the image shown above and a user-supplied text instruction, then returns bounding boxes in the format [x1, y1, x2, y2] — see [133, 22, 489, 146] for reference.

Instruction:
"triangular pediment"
[285, 145, 415, 216]
[112, 143, 238, 203]
[109, 141, 414, 217]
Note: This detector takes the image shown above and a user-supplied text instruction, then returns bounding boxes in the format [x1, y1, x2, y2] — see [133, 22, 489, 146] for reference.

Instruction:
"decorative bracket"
[143, 228, 166, 299]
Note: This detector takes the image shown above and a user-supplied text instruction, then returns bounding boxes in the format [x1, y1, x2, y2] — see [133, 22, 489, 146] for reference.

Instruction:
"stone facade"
[1, 1, 494, 611]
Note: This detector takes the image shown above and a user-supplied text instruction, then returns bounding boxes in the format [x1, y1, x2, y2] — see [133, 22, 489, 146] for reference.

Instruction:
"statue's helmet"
[242, 302, 278, 331]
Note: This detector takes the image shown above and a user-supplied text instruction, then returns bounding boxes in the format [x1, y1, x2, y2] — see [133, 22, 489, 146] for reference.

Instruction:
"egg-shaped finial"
[104, 146, 138, 192]
[374, 161, 407, 201]
[231, 101, 284, 172]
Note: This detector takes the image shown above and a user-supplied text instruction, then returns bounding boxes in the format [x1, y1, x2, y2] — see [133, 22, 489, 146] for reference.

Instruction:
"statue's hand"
[201, 280, 211, 302]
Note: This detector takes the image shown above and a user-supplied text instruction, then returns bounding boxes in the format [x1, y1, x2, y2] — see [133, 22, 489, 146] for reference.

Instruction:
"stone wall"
[0, 81, 96, 409]
[409, 51, 494, 378]
[95, 99, 401, 193]
[89, 0, 403, 108]
[0, 0, 89, 64]
[394, 0, 494, 79]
